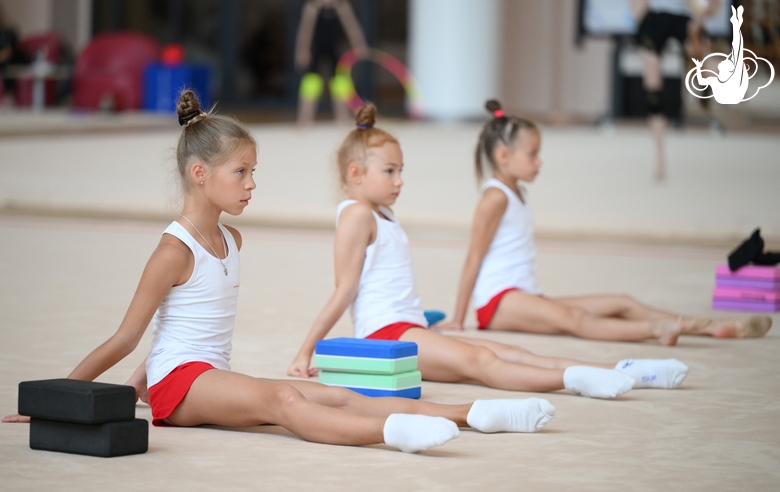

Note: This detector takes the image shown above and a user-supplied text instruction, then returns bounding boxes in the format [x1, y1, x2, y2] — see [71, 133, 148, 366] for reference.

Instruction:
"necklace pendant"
[223, 266, 228, 276]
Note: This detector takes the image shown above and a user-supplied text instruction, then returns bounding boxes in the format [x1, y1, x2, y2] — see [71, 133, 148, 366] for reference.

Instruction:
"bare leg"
[552, 294, 771, 339]
[448, 335, 613, 369]
[555, 294, 678, 321]
[169, 370, 386, 446]
[488, 291, 681, 345]
[447, 335, 688, 391]
[277, 378, 471, 426]
[401, 329, 633, 398]
[170, 370, 548, 444]
[400, 329, 566, 392]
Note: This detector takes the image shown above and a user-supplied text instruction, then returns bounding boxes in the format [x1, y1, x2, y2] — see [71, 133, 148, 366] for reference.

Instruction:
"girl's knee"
[465, 346, 500, 375]
[273, 383, 305, 408]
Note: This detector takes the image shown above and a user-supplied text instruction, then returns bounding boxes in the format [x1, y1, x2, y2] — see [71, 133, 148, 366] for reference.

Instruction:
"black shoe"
[728, 228, 764, 271]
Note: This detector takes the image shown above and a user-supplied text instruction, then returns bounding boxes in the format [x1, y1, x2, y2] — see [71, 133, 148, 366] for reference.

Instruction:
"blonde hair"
[336, 103, 398, 191]
[175, 90, 256, 191]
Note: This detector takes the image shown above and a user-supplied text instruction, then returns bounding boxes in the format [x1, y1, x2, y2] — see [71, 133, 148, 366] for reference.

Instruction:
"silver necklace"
[179, 214, 228, 276]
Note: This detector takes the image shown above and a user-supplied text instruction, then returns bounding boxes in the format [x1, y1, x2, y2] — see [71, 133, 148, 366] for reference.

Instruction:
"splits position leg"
[488, 291, 681, 345]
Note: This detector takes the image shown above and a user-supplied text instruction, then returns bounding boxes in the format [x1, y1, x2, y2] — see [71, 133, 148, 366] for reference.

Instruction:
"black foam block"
[19, 379, 135, 424]
[30, 418, 148, 457]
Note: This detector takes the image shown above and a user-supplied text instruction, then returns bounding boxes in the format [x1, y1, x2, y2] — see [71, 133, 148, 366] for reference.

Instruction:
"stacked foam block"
[19, 379, 148, 457]
[315, 338, 422, 399]
[712, 264, 780, 312]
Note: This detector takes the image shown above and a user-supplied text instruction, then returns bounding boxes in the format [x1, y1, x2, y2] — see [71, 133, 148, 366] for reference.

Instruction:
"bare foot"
[654, 318, 682, 346]
[711, 316, 772, 339]
[682, 316, 772, 338]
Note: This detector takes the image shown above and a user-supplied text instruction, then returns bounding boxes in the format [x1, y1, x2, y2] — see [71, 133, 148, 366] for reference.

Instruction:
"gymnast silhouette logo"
[685, 6, 775, 104]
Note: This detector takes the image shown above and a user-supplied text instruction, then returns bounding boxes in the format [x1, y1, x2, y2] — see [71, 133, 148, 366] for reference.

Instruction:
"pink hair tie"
[493, 109, 504, 118]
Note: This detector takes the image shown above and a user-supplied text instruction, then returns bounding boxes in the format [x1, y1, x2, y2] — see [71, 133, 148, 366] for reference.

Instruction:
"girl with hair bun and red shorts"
[438, 100, 771, 343]
[289, 103, 690, 399]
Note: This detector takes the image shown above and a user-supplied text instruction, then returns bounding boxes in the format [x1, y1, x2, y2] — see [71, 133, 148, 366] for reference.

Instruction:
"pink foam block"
[716, 278, 778, 290]
[716, 264, 780, 290]
[712, 299, 780, 312]
[713, 287, 780, 302]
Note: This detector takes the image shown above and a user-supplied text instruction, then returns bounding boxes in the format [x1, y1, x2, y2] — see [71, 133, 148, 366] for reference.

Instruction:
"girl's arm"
[68, 236, 191, 381]
[3, 236, 190, 423]
[437, 188, 507, 331]
[288, 204, 375, 377]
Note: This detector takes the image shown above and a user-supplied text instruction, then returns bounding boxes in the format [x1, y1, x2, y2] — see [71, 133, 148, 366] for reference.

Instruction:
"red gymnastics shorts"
[148, 361, 216, 427]
[366, 322, 425, 341]
[476, 288, 520, 330]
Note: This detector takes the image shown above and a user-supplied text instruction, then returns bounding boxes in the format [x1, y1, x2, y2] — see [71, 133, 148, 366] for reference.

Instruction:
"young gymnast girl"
[2, 91, 565, 453]
[288, 103, 689, 397]
[437, 100, 772, 343]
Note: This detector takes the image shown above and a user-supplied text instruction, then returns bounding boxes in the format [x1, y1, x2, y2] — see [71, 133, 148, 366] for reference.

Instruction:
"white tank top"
[336, 200, 428, 338]
[472, 178, 540, 309]
[146, 221, 240, 388]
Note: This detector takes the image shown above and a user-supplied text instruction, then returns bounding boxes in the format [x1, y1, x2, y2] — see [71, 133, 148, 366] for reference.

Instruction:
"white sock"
[563, 366, 635, 398]
[382, 414, 460, 453]
[466, 398, 556, 433]
[615, 359, 689, 389]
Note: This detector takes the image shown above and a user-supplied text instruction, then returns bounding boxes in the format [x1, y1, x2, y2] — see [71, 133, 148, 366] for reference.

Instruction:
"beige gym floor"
[0, 119, 779, 490]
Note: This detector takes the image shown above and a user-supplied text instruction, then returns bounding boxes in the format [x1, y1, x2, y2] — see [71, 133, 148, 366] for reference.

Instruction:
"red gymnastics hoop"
[335, 48, 424, 119]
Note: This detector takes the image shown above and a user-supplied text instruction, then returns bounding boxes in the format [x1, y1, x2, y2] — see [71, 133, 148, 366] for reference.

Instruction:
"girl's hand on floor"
[287, 355, 318, 378]
[434, 321, 465, 332]
[1, 414, 30, 423]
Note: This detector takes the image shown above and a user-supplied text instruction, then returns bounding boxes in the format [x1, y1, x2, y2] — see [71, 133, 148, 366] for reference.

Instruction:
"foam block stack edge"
[713, 264, 780, 312]
[315, 338, 422, 399]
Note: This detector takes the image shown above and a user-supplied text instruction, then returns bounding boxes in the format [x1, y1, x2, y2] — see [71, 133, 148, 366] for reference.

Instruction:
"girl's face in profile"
[502, 129, 542, 183]
[359, 142, 404, 208]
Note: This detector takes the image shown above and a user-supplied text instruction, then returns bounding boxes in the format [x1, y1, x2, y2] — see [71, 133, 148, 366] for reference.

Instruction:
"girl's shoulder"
[338, 200, 376, 226]
[476, 186, 509, 218]
[153, 233, 195, 285]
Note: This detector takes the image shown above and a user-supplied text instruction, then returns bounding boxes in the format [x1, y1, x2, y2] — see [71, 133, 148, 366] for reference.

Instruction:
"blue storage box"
[143, 62, 211, 112]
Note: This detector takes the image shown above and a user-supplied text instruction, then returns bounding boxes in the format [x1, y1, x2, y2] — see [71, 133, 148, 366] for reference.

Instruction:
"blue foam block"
[424, 310, 446, 327]
[341, 386, 421, 399]
[315, 338, 417, 359]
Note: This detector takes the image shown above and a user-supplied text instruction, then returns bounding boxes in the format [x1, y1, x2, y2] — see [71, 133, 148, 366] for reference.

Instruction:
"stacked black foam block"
[19, 379, 148, 457]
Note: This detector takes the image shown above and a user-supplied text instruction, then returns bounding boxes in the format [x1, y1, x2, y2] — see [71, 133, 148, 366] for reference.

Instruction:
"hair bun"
[485, 99, 504, 118]
[355, 103, 376, 129]
[177, 90, 201, 117]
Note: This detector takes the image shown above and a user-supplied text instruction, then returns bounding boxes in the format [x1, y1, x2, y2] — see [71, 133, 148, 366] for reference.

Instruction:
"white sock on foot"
[466, 398, 556, 433]
[563, 366, 635, 398]
[615, 359, 689, 389]
[383, 414, 460, 453]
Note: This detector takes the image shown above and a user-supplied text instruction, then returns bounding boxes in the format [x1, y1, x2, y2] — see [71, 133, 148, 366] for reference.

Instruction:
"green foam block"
[319, 370, 422, 390]
[315, 355, 418, 375]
